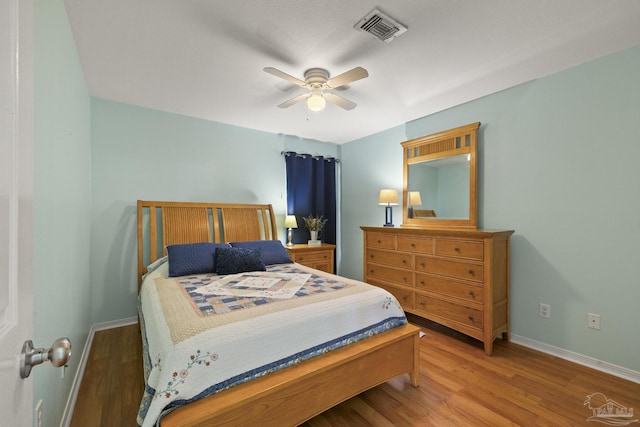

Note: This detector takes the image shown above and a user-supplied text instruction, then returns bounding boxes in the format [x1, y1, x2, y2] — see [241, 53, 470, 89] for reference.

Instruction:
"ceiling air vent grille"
[354, 9, 407, 43]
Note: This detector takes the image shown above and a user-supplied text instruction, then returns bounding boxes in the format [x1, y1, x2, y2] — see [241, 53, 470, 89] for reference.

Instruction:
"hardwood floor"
[71, 316, 640, 426]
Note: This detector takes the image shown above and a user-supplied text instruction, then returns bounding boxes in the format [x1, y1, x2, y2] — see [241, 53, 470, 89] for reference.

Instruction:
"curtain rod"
[281, 151, 341, 163]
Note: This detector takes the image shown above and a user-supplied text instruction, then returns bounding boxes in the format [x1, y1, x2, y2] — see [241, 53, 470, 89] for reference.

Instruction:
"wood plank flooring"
[71, 315, 640, 426]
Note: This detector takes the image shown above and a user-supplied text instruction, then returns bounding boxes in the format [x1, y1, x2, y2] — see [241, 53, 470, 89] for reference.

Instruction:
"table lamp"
[378, 189, 399, 227]
[284, 215, 298, 246]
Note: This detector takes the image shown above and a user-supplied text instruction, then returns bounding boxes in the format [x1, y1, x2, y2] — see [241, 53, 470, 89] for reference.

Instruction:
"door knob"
[20, 337, 71, 379]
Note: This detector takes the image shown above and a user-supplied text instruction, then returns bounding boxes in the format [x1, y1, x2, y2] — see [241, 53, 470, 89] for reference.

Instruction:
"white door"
[0, 0, 34, 425]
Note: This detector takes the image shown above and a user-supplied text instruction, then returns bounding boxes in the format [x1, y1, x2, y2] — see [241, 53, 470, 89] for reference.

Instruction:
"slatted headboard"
[137, 200, 279, 287]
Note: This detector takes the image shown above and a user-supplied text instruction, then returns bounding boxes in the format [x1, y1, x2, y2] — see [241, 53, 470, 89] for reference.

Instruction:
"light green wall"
[34, 0, 92, 425]
[341, 45, 640, 372]
[90, 99, 338, 323]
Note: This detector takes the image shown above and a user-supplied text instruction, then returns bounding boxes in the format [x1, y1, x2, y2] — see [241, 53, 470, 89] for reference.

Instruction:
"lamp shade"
[378, 189, 399, 205]
[409, 191, 422, 206]
[284, 215, 298, 228]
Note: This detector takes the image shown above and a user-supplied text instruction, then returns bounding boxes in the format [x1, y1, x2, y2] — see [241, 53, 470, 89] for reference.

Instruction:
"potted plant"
[302, 214, 328, 245]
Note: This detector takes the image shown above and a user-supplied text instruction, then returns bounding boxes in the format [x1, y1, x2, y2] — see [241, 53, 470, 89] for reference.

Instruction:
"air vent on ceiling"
[354, 8, 407, 43]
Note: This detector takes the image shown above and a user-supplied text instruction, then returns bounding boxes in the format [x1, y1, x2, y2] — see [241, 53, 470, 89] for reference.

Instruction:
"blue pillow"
[215, 247, 266, 275]
[166, 242, 230, 277]
[230, 240, 293, 265]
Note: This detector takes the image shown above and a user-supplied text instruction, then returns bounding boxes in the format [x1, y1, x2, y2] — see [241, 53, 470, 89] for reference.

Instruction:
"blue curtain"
[284, 152, 337, 244]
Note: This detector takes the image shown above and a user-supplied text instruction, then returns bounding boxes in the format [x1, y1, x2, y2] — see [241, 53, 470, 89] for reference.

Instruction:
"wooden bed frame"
[137, 200, 420, 426]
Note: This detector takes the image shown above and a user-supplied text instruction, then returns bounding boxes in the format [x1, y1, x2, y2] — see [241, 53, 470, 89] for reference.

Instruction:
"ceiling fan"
[264, 66, 369, 112]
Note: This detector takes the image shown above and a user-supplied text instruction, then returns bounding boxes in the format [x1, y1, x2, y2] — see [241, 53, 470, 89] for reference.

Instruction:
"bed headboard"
[137, 200, 279, 287]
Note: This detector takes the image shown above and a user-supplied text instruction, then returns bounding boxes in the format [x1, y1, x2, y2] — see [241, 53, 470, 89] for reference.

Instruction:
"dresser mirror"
[402, 122, 479, 229]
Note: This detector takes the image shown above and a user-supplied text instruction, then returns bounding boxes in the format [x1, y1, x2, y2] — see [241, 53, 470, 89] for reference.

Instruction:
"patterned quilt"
[137, 262, 407, 427]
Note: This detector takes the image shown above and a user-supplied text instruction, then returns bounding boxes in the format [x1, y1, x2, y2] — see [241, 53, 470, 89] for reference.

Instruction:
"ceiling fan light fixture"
[306, 87, 326, 112]
[265, 66, 367, 111]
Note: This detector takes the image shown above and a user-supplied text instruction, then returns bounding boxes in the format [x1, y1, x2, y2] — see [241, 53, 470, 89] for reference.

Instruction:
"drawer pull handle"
[410, 243, 415, 247]
[455, 247, 461, 253]
[468, 291, 475, 297]
[419, 301, 426, 307]
[468, 315, 474, 321]
[420, 262, 425, 267]
[402, 276, 407, 282]
[468, 269, 475, 276]
[420, 280, 425, 285]
[402, 259, 407, 264]
[377, 240, 382, 244]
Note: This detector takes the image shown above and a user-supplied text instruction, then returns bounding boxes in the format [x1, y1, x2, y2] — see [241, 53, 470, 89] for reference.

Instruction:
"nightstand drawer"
[294, 250, 332, 263]
[285, 243, 336, 274]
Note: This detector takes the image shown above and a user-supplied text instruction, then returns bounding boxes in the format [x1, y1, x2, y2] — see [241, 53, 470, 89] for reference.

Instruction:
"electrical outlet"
[35, 400, 42, 427]
[539, 303, 550, 318]
[588, 313, 601, 330]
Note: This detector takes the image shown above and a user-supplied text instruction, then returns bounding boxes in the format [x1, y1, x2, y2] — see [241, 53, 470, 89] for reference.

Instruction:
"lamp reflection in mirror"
[408, 191, 422, 218]
[284, 215, 298, 246]
[378, 189, 399, 227]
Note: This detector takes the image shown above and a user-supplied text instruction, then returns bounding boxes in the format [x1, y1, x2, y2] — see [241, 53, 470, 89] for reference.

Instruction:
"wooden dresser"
[361, 226, 513, 355]
[286, 243, 336, 274]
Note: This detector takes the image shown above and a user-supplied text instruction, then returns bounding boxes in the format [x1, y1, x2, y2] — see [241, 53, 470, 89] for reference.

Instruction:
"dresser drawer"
[415, 293, 483, 329]
[366, 233, 395, 250]
[366, 249, 413, 269]
[416, 256, 483, 283]
[397, 236, 433, 254]
[366, 264, 413, 287]
[372, 282, 414, 310]
[434, 239, 483, 260]
[416, 274, 484, 304]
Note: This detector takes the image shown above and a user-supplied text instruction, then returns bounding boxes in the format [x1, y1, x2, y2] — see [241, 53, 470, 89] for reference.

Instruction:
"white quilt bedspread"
[137, 262, 406, 426]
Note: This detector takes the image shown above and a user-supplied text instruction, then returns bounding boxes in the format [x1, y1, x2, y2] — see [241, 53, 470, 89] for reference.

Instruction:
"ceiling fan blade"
[264, 67, 306, 87]
[325, 67, 369, 89]
[277, 93, 309, 108]
[324, 92, 357, 111]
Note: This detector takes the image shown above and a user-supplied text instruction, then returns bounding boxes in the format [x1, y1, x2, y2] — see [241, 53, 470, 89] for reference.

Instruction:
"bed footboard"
[161, 323, 421, 427]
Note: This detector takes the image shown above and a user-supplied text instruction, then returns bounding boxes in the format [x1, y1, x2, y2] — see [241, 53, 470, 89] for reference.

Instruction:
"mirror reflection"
[407, 154, 470, 219]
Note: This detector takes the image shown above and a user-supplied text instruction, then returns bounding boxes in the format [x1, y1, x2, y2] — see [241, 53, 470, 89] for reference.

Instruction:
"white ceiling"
[63, 0, 640, 144]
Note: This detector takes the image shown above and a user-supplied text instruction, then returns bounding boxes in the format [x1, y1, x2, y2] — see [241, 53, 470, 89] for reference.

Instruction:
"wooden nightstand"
[285, 243, 336, 274]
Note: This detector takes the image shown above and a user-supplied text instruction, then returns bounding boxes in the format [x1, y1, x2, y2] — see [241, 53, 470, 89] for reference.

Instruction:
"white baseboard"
[510, 334, 640, 384]
[60, 317, 138, 427]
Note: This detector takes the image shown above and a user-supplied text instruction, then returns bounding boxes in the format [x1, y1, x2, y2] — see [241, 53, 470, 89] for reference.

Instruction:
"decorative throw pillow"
[214, 247, 266, 275]
[230, 240, 293, 265]
[166, 242, 230, 277]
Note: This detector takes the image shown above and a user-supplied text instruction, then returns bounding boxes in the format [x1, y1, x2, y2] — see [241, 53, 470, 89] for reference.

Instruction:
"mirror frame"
[402, 122, 479, 229]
